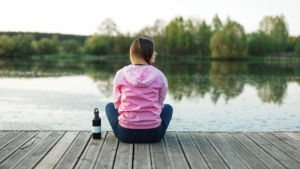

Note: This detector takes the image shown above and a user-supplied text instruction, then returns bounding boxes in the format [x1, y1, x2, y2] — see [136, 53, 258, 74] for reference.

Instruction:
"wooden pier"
[0, 131, 299, 169]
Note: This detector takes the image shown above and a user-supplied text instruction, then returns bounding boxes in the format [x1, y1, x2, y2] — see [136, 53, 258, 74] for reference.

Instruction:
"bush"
[295, 40, 300, 55]
[36, 37, 58, 55]
[0, 35, 14, 58]
[61, 39, 81, 54]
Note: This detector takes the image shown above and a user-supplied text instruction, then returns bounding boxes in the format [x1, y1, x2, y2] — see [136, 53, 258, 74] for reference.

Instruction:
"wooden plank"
[0, 131, 37, 163]
[134, 143, 151, 169]
[54, 132, 91, 169]
[272, 132, 300, 150]
[0, 131, 11, 139]
[0, 132, 51, 169]
[218, 133, 267, 169]
[205, 132, 248, 169]
[190, 132, 228, 169]
[258, 132, 300, 163]
[150, 139, 171, 169]
[0, 130, 297, 169]
[114, 141, 133, 169]
[284, 132, 300, 141]
[35, 131, 79, 169]
[164, 132, 189, 169]
[0, 131, 24, 150]
[75, 132, 107, 169]
[246, 132, 299, 169]
[94, 132, 119, 169]
[176, 132, 209, 169]
[12, 131, 65, 169]
[231, 132, 285, 169]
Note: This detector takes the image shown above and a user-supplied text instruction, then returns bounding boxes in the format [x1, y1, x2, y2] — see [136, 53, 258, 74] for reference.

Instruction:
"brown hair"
[130, 37, 154, 65]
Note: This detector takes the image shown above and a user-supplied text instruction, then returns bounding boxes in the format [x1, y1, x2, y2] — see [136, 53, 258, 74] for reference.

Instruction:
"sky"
[0, 0, 299, 36]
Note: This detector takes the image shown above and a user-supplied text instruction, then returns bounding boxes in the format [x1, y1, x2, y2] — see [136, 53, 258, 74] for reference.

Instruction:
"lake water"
[0, 59, 300, 131]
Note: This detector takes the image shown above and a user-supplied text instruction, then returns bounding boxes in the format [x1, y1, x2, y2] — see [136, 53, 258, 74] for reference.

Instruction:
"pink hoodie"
[113, 64, 168, 129]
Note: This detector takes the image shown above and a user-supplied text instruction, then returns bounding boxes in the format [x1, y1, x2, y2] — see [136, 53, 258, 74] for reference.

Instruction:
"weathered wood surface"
[0, 131, 299, 169]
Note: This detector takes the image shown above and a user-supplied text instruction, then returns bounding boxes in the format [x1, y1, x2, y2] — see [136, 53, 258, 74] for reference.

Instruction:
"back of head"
[130, 37, 154, 65]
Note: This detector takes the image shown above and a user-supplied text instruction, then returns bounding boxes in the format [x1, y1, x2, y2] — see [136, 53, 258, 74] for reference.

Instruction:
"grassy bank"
[25, 54, 300, 63]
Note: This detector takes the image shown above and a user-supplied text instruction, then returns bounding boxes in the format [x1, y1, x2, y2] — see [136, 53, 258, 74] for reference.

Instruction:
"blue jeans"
[105, 102, 173, 143]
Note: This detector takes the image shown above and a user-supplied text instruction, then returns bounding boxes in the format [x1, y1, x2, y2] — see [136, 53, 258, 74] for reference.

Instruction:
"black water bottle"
[92, 108, 101, 139]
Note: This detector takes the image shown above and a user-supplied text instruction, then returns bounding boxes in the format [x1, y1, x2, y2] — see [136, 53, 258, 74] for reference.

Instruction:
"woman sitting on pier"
[105, 37, 173, 143]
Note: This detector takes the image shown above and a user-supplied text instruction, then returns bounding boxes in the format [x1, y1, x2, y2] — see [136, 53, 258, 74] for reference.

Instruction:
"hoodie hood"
[123, 65, 158, 87]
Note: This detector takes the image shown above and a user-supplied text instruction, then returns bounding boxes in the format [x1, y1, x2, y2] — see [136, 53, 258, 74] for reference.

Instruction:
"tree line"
[1, 14, 300, 59]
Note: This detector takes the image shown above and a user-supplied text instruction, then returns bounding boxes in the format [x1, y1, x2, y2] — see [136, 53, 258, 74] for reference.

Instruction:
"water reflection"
[209, 61, 247, 103]
[256, 78, 287, 104]
[0, 59, 300, 105]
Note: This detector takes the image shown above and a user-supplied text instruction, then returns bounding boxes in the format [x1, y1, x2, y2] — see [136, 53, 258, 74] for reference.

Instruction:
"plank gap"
[188, 132, 211, 169]
[244, 132, 299, 169]
[229, 132, 284, 169]
[110, 135, 120, 169]
[203, 133, 231, 169]
[72, 132, 93, 168]
[175, 132, 191, 169]
[79, 131, 108, 169]
[52, 131, 80, 169]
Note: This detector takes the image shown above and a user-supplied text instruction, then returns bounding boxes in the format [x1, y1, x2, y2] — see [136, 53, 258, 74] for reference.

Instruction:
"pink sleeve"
[158, 73, 168, 108]
[113, 71, 121, 109]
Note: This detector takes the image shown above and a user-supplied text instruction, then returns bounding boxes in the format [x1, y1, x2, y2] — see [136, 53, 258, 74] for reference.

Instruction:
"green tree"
[11, 34, 35, 57]
[209, 19, 247, 59]
[195, 21, 213, 56]
[84, 35, 111, 55]
[61, 39, 81, 54]
[212, 14, 222, 32]
[247, 31, 274, 56]
[0, 35, 14, 58]
[184, 18, 200, 55]
[166, 17, 193, 55]
[259, 15, 289, 53]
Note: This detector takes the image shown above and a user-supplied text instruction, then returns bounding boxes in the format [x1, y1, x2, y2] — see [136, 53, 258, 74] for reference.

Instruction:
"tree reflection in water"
[1, 59, 299, 105]
[209, 61, 247, 103]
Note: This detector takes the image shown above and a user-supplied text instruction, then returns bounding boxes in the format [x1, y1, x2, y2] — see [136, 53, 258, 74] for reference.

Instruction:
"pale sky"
[1, 0, 299, 36]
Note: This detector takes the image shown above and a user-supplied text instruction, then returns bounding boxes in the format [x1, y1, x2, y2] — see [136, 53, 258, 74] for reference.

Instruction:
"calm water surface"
[0, 59, 299, 131]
